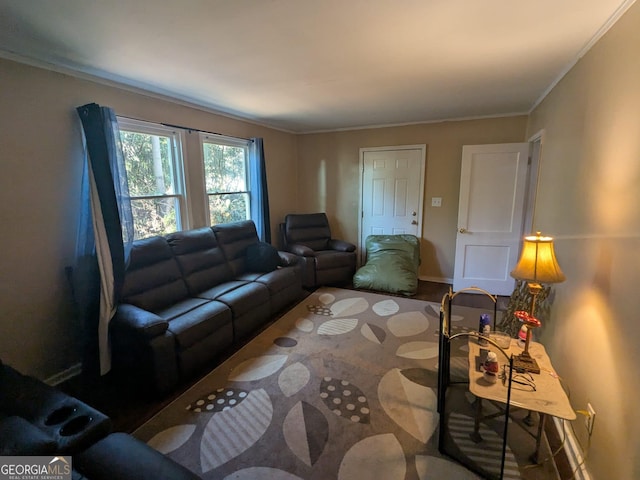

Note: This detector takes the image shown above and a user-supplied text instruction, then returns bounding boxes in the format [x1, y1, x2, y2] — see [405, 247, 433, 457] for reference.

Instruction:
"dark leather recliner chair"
[280, 213, 356, 289]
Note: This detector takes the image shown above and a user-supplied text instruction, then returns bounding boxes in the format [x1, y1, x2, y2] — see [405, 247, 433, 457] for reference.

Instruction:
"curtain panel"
[249, 137, 271, 243]
[75, 103, 132, 375]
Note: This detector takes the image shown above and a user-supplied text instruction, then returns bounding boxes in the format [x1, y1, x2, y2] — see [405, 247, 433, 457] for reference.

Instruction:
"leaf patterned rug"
[133, 287, 486, 479]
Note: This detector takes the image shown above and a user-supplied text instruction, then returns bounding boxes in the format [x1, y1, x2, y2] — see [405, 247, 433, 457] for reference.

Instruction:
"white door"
[453, 143, 529, 295]
[359, 146, 426, 263]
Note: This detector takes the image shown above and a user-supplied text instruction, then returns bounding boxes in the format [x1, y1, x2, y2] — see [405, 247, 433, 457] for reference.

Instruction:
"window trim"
[117, 117, 190, 236]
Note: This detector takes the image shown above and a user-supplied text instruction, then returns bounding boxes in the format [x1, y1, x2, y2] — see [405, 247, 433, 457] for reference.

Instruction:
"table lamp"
[510, 232, 565, 373]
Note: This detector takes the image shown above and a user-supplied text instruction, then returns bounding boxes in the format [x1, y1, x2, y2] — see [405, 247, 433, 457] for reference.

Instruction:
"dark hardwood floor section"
[60, 281, 507, 434]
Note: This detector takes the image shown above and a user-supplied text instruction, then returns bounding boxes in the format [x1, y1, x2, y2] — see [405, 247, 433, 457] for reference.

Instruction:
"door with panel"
[453, 143, 529, 296]
[359, 146, 426, 264]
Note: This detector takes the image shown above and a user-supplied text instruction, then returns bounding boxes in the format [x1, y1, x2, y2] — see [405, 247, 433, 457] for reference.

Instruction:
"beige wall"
[4, 4, 640, 474]
[0, 58, 298, 379]
[527, 3, 640, 479]
[296, 118, 528, 280]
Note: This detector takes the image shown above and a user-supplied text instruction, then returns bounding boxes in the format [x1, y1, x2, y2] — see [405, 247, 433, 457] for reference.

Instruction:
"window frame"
[199, 132, 252, 226]
[117, 117, 189, 238]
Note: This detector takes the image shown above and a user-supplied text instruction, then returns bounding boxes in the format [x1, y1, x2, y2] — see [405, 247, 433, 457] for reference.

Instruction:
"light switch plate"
[431, 197, 442, 207]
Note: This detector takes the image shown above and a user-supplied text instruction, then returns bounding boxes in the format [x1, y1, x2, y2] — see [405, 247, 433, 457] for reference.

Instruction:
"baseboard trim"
[419, 275, 453, 284]
[552, 417, 592, 480]
[45, 362, 82, 386]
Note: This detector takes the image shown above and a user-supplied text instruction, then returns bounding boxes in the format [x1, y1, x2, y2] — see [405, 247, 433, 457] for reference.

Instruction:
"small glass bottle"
[478, 313, 491, 345]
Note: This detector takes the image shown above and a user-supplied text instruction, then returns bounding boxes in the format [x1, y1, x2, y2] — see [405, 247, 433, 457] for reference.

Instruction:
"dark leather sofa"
[0, 360, 198, 480]
[111, 220, 303, 393]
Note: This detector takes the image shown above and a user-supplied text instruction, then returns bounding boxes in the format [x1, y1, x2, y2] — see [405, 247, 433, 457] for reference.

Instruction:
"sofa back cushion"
[121, 236, 189, 312]
[283, 213, 331, 251]
[246, 241, 280, 273]
[167, 227, 234, 294]
[212, 221, 260, 276]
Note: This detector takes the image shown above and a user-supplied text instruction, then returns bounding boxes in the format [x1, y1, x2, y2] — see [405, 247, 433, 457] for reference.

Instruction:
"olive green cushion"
[353, 235, 420, 296]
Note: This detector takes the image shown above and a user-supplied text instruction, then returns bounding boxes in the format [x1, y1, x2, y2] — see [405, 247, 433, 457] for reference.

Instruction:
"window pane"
[209, 193, 248, 225]
[203, 143, 246, 193]
[131, 197, 179, 240]
[121, 131, 174, 196]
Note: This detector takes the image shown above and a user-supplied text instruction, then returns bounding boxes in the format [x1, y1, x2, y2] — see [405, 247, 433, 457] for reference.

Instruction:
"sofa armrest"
[328, 239, 356, 252]
[288, 243, 316, 257]
[0, 415, 56, 455]
[113, 304, 168, 339]
[277, 251, 299, 267]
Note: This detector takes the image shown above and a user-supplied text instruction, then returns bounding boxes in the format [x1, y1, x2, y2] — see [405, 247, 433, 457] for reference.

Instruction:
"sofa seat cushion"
[199, 281, 270, 317]
[314, 250, 356, 270]
[193, 280, 250, 300]
[156, 297, 210, 321]
[164, 300, 232, 350]
[238, 268, 299, 295]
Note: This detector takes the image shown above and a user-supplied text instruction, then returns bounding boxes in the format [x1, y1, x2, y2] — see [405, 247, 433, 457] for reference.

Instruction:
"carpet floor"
[133, 287, 509, 479]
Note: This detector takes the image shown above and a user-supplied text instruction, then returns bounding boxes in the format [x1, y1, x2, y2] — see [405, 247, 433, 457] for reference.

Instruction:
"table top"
[468, 337, 576, 420]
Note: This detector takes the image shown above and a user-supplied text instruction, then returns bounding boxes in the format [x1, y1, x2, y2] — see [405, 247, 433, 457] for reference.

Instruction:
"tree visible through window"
[201, 135, 250, 225]
[119, 119, 186, 239]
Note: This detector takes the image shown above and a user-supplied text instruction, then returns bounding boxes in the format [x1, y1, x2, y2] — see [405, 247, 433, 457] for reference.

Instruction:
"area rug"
[133, 287, 492, 479]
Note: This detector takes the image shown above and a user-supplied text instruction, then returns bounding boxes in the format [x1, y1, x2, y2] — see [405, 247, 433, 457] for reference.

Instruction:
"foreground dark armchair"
[0, 360, 199, 480]
[280, 213, 356, 289]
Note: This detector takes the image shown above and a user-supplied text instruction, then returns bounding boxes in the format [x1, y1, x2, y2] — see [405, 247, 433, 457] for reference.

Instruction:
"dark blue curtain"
[249, 137, 271, 243]
[74, 103, 132, 375]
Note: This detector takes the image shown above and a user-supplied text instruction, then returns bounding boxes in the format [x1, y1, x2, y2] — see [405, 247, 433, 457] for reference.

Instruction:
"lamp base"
[513, 353, 540, 374]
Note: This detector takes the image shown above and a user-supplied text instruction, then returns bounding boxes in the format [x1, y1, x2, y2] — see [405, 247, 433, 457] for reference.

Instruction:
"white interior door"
[359, 146, 426, 263]
[453, 143, 529, 295]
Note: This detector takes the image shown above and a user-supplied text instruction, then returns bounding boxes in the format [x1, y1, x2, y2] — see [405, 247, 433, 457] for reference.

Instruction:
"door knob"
[412, 211, 417, 216]
[459, 228, 467, 234]
[411, 220, 418, 225]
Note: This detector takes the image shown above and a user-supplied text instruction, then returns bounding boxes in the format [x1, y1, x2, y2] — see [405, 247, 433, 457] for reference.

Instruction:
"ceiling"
[0, 0, 633, 133]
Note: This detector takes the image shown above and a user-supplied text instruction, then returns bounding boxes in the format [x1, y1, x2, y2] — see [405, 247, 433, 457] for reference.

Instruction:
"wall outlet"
[585, 402, 596, 436]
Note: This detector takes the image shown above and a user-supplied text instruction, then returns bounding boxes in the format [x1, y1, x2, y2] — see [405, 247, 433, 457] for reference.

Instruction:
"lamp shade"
[510, 232, 566, 284]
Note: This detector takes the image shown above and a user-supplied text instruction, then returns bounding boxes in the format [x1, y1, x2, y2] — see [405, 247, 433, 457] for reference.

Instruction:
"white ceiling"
[0, 0, 633, 133]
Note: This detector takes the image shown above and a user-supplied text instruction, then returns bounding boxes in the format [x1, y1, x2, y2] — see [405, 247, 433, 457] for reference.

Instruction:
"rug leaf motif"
[200, 388, 273, 473]
[228, 354, 288, 382]
[320, 377, 370, 423]
[295, 317, 314, 332]
[283, 401, 329, 467]
[223, 467, 304, 480]
[372, 299, 400, 316]
[378, 368, 438, 443]
[387, 311, 430, 337]
[278, 362, 311, 397]
[396, 341, 439, 360]
[329, 297, 369, 318]
[361, 323, 386, 344]
[415, 455, 482, 480]
[147, 424, 196, 454]
[446, 413, 520, 479]
[317, 318, 358, 336]
[338, 433, 406, 480]
[186, 387, 249, 413]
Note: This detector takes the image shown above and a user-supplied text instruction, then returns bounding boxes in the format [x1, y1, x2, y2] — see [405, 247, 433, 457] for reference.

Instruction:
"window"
[118, 118, 187, 240]
[200, 134, 251, 225]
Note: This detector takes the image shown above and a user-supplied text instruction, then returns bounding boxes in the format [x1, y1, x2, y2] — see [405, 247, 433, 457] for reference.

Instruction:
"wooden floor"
[60, 281, 508, 434]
